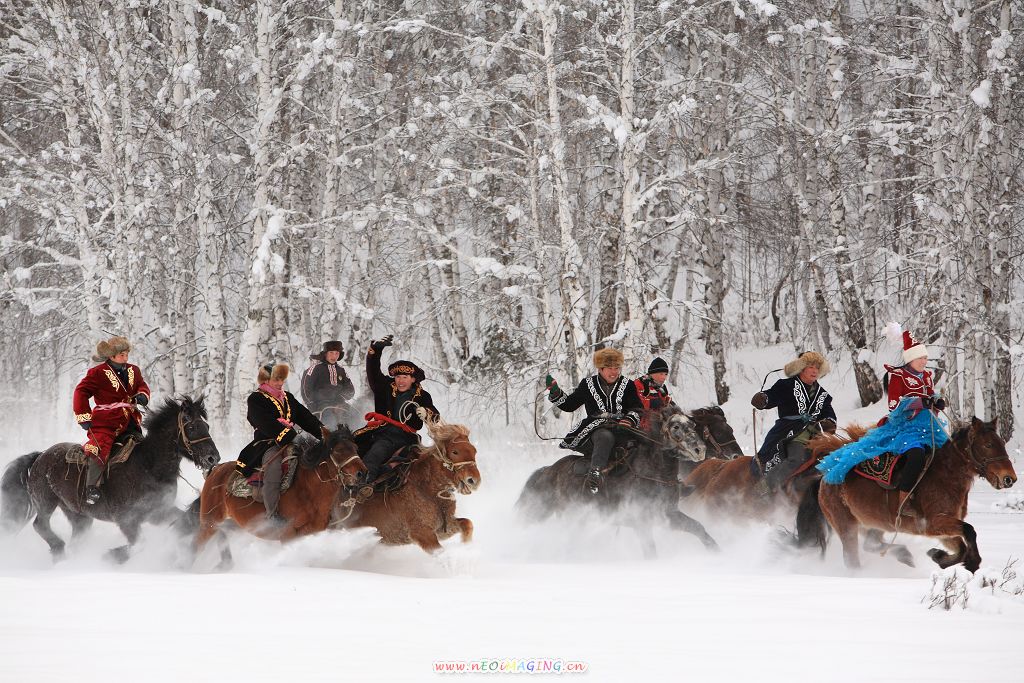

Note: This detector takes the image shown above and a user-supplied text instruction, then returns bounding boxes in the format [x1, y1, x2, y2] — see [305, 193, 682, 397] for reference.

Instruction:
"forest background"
[1, 0, 1021, 442]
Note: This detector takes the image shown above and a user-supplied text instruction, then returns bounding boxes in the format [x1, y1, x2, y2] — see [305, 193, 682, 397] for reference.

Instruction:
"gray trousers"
[261, 445, 285, 516]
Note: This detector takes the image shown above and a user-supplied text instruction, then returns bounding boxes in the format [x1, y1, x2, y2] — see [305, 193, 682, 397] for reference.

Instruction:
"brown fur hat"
[784, 351, 830, 379]
[257, 362, 290, 384]
[92, 336, 131, 362]
[593, 347, 624, 369]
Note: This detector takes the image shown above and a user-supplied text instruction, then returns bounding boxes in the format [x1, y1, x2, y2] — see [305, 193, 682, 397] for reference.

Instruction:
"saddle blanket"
[229, 454, 299, 499]
[852, 451, 902, 489]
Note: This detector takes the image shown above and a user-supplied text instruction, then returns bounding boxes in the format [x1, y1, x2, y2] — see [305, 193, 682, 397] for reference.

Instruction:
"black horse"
[515, 403, 725, 554]
[1, 396, 220, 563]
[685, 405, 743, 467]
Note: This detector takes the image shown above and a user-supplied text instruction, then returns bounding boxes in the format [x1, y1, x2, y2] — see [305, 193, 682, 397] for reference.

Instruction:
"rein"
[702, 425, 738, 457]
[177, 410, 214, 460]
[431, 438, 476, 472]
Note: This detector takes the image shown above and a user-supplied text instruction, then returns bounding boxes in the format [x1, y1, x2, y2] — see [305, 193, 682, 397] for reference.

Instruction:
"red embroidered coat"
[877, 363, 935, 427]
[73, 362, 151, 429]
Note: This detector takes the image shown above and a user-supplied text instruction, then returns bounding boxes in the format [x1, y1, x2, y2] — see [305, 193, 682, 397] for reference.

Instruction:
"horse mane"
[424, 417, 470, 445]
[143, 396, 205, 435]
[807, 423, 869, 459]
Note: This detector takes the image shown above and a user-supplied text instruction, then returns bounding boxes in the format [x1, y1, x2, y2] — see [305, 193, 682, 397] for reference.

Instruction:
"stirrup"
[355, 485, 374, 502]
[585, 468, 601, 495]
[84, 486, 101, 505]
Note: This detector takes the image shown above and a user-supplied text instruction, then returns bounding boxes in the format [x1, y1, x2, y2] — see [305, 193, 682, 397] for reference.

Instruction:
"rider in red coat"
[73, 336, 151, 504]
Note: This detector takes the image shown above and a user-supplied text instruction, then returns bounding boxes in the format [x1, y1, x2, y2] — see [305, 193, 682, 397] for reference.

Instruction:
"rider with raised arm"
[353, 335, 440, 490]
[545, 348, 643, 495]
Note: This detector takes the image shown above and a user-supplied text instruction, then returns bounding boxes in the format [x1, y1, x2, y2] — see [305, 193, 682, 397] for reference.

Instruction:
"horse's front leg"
[455, 518, 473, 543]
[409, 526, 444, 553]
[925, 520, 980, 572]
[665, 508, 719, 551]
[109, 516, 144, 564]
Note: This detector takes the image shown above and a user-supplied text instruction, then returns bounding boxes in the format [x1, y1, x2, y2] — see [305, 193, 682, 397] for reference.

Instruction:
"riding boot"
[84, 458, 103, 505]
[586, 429, 615, 495]
[763, 443, 806, 496]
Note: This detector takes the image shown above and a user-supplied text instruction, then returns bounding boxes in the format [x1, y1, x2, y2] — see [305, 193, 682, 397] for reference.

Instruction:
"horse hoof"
[703, 537, 721, 552]
[105, 546, 131, 564]
[893, 547, 915, 567]
[50, 547, 67, 563]
[927, 548, 951, 567]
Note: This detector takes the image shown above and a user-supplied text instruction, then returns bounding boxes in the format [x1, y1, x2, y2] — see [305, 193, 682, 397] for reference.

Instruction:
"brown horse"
[192, 425, 366, 569]
[685, 447, 828, 550]
[337, 418, 481, 553]
[804, 417, 1017, 572]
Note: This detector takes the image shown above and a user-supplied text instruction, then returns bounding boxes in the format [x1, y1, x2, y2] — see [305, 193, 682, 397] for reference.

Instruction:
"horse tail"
[1, 452, 41, 534]
[795, 477, 828, 555]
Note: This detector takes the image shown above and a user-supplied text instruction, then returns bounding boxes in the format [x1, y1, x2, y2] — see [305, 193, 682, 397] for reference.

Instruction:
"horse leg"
[862, 528, 915, 568]
[926, 521, 980, 572]
[819, 488, 861, 569]
[455, 518, 473, 543]
[65, 508, 94, 541]
[409, 526, 443, 554]
[108, 516, 142, 564]
[635, 523, 658, 559]
[30, 492, 67, 560]
[665, 509, 719, 552]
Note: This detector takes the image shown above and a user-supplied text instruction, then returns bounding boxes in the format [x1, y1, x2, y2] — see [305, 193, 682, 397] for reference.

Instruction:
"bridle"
[701, 425, 738, 458]
[177, 410, 215, 463]
[432, 438, 477, 472]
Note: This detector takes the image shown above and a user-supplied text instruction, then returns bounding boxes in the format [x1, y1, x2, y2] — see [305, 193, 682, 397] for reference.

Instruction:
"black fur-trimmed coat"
[236, 390, 323, 477]
[755, 377, 836, 468]
[352, 347, 440, 451]
[548, 375, 642, 453]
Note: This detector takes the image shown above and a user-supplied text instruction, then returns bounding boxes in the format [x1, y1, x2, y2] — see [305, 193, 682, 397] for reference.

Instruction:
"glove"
[751, 392, 768, 410]
[544, 374, 558, 390]
[933, 397, 946, 411]
[919, 395, 933, 409]
[133, 393, 149, 406]
[547, 384, 565, 403]
[370, 335, 394, 352]
[818, 418, 837, 433]
[415, 405, 428, 420]
[80, 421, 92, 431]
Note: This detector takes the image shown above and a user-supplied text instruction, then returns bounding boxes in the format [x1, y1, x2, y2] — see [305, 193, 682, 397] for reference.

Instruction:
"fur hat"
[647, 357, 669, 374]
[321, 340, 343, 354]
[901, 330, 928, 363]
[593, 347, 624, 370]
[784, 351, 830, 379]
[388, 360, 425, 383]
[257, 362, 290, 384]
[92, 336, 131, 362]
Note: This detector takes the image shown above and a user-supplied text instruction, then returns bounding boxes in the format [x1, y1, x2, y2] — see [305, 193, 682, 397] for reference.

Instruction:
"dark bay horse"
[804, 417, 1016, 572]
[338, 418, 481, 553]
[193, 426, 366, 569]
[1, 397, 220, 562]
[516, 404, 720, 553]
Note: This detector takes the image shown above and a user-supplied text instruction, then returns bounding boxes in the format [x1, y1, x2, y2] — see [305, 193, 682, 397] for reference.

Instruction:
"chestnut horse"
[337, 418, 481, 553]
[803, 417, 1016, 572]
[192, 425, 366, 569]
[685, 449, 828, 550]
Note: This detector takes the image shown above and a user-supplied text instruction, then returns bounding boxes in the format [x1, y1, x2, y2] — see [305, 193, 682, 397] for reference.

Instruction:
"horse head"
[689, 405, 743, 459]
[655, 404, 707, 463]
[965, 417, 1017, 490]
[321, 424, 366, 487]
[424, 418, 481, 495]
[145, 396, 220, 472]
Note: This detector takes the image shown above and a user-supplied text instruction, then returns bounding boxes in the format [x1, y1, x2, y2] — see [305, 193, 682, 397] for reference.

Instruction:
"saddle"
[366, 447, 418, 495]
[228, 448, 300, 500]
[65, 434, 140, 468]
[852, 452, 905, 489]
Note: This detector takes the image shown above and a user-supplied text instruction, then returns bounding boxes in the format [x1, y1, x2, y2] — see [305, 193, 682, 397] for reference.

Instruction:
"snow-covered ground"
[2, 348, 1022, 682]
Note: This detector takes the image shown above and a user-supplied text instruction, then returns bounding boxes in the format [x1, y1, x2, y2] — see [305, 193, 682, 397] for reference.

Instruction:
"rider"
[634, 356, 672, 430]
[236, 362, 325, 528]
[73, 336, 151, 505]
[301, 340, 355, 428]
[545, 347, 643, 495]
[816, 329, 947, 516]
[352, 335, 440, 491]
[751, 350, 837, 496]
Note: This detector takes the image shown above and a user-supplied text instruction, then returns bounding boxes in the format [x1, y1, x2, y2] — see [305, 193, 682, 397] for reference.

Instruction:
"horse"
[685, 405, 744, 466]
[336, 417, 481, 554]
[515, 403, 719, 553]
[192, 425, 366, 569]
[0, 397, 220, 563]
[801, 417, 1016, 572]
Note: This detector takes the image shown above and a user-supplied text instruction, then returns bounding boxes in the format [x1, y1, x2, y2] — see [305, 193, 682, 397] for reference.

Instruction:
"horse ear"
[971, 416, 982, 429]
[711, 405, 724, 416]
[321, 426, 331, 441]
[989, 416, 998, 429]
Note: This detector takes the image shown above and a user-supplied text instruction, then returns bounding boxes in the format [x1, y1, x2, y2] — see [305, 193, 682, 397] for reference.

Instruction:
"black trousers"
[363, 431, 413, 481]
[589, 428, 616, 470]
[897, 447, 927, 492]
